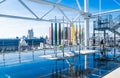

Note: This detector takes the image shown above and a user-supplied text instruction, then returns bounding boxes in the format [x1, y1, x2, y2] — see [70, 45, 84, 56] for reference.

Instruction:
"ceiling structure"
[0, 0, 119, 23]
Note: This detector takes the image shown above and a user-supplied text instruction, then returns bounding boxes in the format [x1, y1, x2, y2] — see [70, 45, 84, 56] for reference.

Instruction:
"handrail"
[111, 15, 120, 29]
[94, 15, 120, 30]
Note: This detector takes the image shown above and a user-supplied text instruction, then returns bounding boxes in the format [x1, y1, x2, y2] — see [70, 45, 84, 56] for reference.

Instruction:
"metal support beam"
[74, 0, 83, 21]
[113, 0, 120, 6]
[84, 0, 89, 49]
[57, 7, 71, 23]
[40, 0, 62, 19]
[84, 0, 89, 70]
[72, 3, 86, 21]
[30, 0, 83, 22]
[104, 30, 106, 43]
[56, 0, 62, 3]
[40, 7, 55, 19]
[114, 31, 116, 57]
[92, 9, 120, 17]
[73, 14, 81, 21]
[76, 0, 82, 11]
[30, 0, 79, 13]
[0, 14, 75, 23]
[0, 14, 50, 22]
[19, 0, 39, 19]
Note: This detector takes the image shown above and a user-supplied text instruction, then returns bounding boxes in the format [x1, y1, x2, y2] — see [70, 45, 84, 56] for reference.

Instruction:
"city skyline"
[0, 17, 50, 38]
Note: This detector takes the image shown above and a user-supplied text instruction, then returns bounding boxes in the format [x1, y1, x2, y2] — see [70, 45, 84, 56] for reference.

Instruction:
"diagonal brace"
[19, 0, 39, 19]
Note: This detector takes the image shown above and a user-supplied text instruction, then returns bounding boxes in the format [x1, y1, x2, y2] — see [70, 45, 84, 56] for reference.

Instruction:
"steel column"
[84, 0, 89, 70]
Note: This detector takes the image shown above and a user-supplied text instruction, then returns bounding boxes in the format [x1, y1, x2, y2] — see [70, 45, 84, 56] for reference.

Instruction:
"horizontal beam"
[0, 14, 50, 22]
[0, 14, 84, 23]
[30, 0, 79, 13]
[92, 9, 120, 17]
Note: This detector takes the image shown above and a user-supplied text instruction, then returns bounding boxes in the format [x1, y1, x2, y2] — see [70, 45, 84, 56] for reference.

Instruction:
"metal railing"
[93, 15, 113, 30]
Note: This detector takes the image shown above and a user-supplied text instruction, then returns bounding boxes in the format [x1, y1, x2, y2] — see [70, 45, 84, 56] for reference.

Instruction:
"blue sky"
[46, 0, 120, 12]
[0, 0, 119, 38]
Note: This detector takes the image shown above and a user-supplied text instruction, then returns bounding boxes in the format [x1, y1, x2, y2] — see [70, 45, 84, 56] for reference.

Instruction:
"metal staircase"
[107, 28, 120, 36]
[109, 15, 120, 36]
[111, 15, 120, 30]
[94, 15, 120, 36]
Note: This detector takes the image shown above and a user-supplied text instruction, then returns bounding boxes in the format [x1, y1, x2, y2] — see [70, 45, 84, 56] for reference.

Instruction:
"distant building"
[0, 38, 46, 52]
[19, 39, 28, 51]
[22, 35, 27, 39]
[27, 28, 34, 39]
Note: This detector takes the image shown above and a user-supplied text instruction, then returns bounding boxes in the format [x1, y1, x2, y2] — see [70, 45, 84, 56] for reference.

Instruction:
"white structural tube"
[84, 0, 89, 70]
[84, 0, 89, 49]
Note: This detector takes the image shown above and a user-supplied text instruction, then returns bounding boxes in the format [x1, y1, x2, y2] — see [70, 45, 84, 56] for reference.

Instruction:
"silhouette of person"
[100, 39, 105, 56]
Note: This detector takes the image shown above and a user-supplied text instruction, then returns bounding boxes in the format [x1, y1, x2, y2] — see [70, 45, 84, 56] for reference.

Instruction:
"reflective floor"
[0, 47, 120, 78]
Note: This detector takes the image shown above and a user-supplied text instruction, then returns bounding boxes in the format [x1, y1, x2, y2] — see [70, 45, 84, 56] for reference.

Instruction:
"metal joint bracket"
[83, 12, 91, 19]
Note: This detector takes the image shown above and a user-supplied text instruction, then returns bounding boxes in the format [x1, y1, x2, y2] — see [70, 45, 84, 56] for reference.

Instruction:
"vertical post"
[55, 16, 57, 57]
[103, 30, 106, 56]
[67, 23, 69, 46]
[103, 30, 106, 44]
[76, 24, 78, 50]
[68, 23, 71, 46]
[19, 49, 21, 64]
[66, 24, 68, 46]
[55, 23, 57, 46]
[79, 19, 81, 54]
[93, 21, 96, 46]
[49, 26, 51, 49]
[63, 16, 65, 57]
[104, 30, 106, 42]
[76, 24, 78, 45]
[32, 50, 34, 61]
[114, 31, 116, 57]
[84, 0, 89, 69]
[43, 40, 46, 55]
[93, 23, 96, 59]
[69, 23, 72, 51]
[51, 23, 53, 45]
[84, 0, 89, 49]
[2, 40, 5, 66]
[59, 23, 61, 45]
[55, 17, 57, 46]
[18, 40, 21, 64]
[32, 40, 34, 61]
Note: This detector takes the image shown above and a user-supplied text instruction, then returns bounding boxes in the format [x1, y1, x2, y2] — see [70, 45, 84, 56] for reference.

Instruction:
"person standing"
[100, 39, 105, 56]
